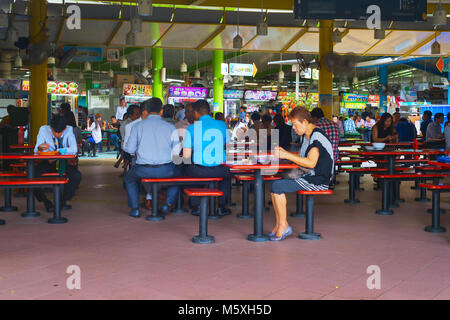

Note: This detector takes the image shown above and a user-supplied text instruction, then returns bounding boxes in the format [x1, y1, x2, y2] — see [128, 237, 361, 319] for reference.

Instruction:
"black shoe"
[217, 207, 231, 216]
[44, 200, 54, 213]
[191, 207, 200, 216]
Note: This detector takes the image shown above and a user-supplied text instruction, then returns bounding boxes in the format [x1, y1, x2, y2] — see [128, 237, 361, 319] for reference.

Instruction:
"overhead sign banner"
[64, 46, 103, 62]
[229, 63, 255, 77]
[123, 84, 152, 96]
[294, 0, 427, 22]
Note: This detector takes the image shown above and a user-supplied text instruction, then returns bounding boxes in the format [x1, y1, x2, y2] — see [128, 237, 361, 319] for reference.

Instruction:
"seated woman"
[270, 106, 334, 241]
[372, 113, 398, 143]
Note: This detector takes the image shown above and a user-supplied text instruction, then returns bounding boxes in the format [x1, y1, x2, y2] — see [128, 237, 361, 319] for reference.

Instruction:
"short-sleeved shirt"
[344, 118, 357, 133]
[420, 119, 433, 137]
[315, 117, 340, 162]
[426, 122, 443, 141]
[115, 106, 127, 121]
[396, 121, 416, 142]
[184, 115, 230, 167]
[298, 128, 334, 186]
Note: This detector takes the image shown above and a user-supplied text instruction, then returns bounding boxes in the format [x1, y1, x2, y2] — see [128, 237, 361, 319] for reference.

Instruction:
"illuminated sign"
[123, 84, 152, 96]
[47, 81, 79, 94]
[168, 87, 208, 99]
[229, 63, 257, 77]
[244, 90, 277, 101]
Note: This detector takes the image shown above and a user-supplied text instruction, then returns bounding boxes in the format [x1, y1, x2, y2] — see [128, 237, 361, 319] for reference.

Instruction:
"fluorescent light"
[165, 78, 184, 83]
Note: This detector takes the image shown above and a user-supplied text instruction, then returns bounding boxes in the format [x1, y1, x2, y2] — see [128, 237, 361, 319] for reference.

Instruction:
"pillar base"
[145, 215, 165, 222]
[427, 208, 446, 214]
[298, 232, 321, 240]
[21, 211, 40, 218]
[376, 210, 393, 216]
[424, 226, 446, 233]
[247, 234, 269, 242]
[344, 199, 360, 204]
[192, 235, 215, 244]
[236, 213, 253, 219]
[48, 217, 68, 224]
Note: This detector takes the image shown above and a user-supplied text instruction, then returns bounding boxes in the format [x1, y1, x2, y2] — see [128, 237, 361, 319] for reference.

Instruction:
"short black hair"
[50, 114, 67, 133]
[214, 112, 225, 121]
[310, 107, 325, 119]
[193, 99, 210, 115]
[435, 113, 444, 120]
[127, 104, 140, 116]
[142, 97, 163, 114]
[63, 111, 77, 127]
[424, 110, 432, 117]
[60, 103, 71, 114]
[273, 113, 285, 126]
[163, 104, 175, 118]
[119, 96, 125, 102]
[251, 112, 261, 122]
[7, 105, 15, 113]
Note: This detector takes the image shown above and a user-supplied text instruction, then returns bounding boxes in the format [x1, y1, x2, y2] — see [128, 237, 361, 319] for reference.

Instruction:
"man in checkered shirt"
[310, 108, 340, 163]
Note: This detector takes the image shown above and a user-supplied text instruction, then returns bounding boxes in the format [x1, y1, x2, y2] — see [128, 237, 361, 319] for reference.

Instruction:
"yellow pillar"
[29, 0, 48, 143]
[318, 20, 334, 120]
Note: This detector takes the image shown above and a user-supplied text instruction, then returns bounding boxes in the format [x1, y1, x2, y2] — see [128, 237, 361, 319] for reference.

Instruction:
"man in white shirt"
[175, 103, 195, 145]
[175, 105, 185, 122]
[34, 114, 82, 212]
[115, 97, 127, 121]
[123, 104, 145, 153]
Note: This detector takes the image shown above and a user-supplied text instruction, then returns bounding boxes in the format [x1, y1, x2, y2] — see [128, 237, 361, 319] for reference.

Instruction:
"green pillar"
[213, 50, 224, 113]
[152, 47, 163, 101]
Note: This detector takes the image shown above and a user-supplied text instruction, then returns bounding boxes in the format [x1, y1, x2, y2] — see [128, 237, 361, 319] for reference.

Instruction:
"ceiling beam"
[362, 30, 394, 56]
[153, 23, 175, 47]
[241, 34, 258, 51]
[401, 31, 441, 57]
[281, 27, 308, 53]
[105, 21, 123, 46]
[196, 25, 226, 50]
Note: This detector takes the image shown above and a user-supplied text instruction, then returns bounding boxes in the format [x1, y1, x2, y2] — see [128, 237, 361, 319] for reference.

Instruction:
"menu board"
[168, 87, 208, 99]
[224, 90, 244, 99]
[21, 80, 29, 91]
[123, 84, 152, 96]
[45, 81, 78, 94]
[368, 95, 380, 106]
[342, 93, 368, 109]
[277, 91, 319, 111]
[244, 90, 277, 101]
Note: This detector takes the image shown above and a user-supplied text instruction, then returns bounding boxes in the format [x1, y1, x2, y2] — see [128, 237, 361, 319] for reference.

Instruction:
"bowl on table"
[372, 143, 386, 150]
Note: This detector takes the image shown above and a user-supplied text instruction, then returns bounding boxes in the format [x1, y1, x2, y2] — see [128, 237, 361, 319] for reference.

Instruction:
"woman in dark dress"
[372, 113, 398, 143]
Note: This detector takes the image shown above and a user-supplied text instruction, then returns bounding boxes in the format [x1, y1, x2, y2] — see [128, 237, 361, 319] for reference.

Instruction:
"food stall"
[277, 91, 319, 119]
[122, 83, 152, 106]
[223, 89, 244, 119]
[0, 80, 28, 116]
[340, 93, 368, 116]
[167, 87, 208, 106]
[243, 90, 278, 113]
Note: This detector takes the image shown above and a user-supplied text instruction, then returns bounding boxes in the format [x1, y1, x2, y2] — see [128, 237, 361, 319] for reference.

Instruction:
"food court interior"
[1, 0, 450, 300]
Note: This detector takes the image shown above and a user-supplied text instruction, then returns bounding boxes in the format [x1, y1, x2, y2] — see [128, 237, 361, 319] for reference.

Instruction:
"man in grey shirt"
[124, 98, 181, 218]
[426, 113, 445, 141]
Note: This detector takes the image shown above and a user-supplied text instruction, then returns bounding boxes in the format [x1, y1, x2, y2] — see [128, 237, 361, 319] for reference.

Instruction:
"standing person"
[344, 116, 358, 134]
[238, 107, 246, 123]
[420, 110, 433, 140]
[175, 103, 195, 145]
[426, 113, 445, 147]
[34, 114, 82, 212]
[163, 104, 176, 125]
[269, 106, 333, 241]
[115, 96, 127, 121]
[175, 105, 185, 122]
[250, 112, 262, 131]
[124, 98, 181, 218]
[372, 113, 398, 143]
[363, 114, 376, 142]
[310, 108, 340, 163]
[273, 113, 292, 151]
[183, 99, 231, 216]
[332, 115, 344, 136]
[84, 113, 104, 156]
[395, 118, 417, 142]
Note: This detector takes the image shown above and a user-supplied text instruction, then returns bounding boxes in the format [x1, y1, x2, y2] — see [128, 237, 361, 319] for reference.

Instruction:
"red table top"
[10, 145, 35, 149]
[0, 153, 77, 160]
[345, 149, 450, 156]
[428, 161, 450, 168]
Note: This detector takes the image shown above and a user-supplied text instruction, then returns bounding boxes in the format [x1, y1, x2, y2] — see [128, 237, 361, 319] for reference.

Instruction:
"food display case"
[167, 87, 208, 106]
[223, 89, 244, 119]
[243, 90, 278, 113]
[122, 83, 152, 106]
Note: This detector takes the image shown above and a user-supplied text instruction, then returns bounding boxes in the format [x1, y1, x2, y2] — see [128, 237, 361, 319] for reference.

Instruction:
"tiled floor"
[0, 159, 449, 300]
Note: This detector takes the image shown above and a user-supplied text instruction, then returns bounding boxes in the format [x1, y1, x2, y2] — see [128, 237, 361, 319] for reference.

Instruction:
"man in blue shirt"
[34, 114, 82, 212]
[124, 97, 181, 218]
[395, 117, 417, 142]
[238, 107, 246, 123]
[420, 110, 433, 140]
[183, 100, 231, 216]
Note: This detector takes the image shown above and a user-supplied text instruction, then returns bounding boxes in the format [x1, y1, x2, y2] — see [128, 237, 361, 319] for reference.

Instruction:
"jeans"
[184, 164, 231, 208]
[109, 134, 120, 149]
[124, 163, 180, 209]
[364, 129, 372, 142]
[87, 137, 102, 152]
[34, 160, 82, 203]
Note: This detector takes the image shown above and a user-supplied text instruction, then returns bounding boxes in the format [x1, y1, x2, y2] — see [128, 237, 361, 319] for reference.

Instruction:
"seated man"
[426, 112, 445, 148]
[107, 116, 121, 151]
[124, 97, 181, 218]
[34, 114, 82, 211]
[183, 99, 231, 216]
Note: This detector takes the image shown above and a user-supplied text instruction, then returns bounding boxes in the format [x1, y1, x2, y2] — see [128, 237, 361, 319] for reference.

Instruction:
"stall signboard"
[64, 46, 103, 62]
[168, 87, 208, 99]
[47, 82, 79, 94]
[21, 81, 79, 95]
[368, 95, 380, 106]
[224, 89, 244, 99]
[277, 91, 319, 110]
[123, 84, 153, 97]
[244, 90, 277, 101]
[229, 63, 257, 77]
[342, 93, 368, 109]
